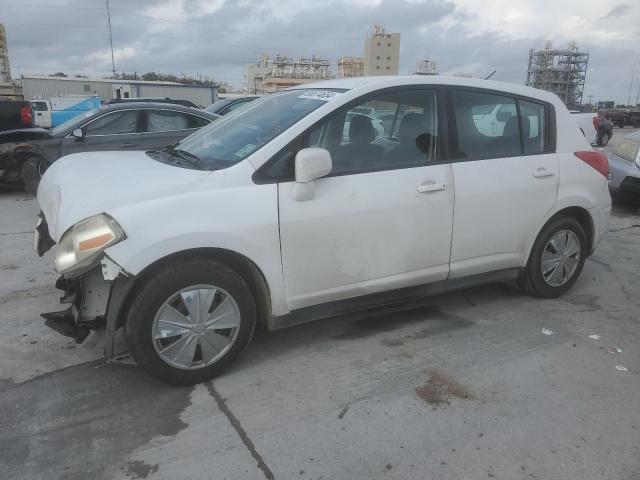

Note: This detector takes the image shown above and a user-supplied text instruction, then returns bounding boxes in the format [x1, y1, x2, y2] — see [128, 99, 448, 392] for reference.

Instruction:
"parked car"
[0, 100, 33, 132]
[31, 95, 102, 128]
[34, 76, 611, 385]
[3, 102, 218, 192]
[107, 97, 201, 109]
[205, 96, 258, 115]
[608, 130, 640, 205]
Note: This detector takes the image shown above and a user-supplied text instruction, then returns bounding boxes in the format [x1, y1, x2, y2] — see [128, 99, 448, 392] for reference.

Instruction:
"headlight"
[55, 214, 125, 274]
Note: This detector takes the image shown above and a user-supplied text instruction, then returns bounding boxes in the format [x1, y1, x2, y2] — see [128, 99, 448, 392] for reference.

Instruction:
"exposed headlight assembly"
[55, 214, 125, 274]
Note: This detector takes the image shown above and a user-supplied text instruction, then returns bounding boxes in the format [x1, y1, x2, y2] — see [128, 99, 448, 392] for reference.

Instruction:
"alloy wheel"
[541, 229, 581, 287]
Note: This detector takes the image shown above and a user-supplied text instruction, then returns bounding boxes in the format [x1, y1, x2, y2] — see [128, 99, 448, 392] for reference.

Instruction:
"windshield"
[160, 89, 342, 171]
[51, 107, 105, 136]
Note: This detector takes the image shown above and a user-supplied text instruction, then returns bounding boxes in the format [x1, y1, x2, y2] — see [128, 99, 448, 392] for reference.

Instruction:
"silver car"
[608, 131, 640, 204]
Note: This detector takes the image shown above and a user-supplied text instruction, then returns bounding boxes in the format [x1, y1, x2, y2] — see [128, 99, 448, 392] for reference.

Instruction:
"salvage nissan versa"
[34, 76, 611, 385]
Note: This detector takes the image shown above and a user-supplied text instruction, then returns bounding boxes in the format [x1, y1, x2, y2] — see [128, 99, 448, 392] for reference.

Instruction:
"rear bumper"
[608, 154, 640, 195]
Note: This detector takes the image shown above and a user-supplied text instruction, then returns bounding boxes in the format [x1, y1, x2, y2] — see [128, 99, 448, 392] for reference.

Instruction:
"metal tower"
[526, 42, 589, 106]
[0, 24, 11, 83]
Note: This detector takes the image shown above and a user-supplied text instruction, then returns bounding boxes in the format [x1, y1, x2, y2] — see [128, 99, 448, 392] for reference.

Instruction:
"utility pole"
[627, 63, 637, 108]
[106, 0, 116, 78]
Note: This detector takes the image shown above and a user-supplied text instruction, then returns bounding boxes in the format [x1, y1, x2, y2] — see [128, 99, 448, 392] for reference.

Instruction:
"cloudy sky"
[2, 0, 639, 103]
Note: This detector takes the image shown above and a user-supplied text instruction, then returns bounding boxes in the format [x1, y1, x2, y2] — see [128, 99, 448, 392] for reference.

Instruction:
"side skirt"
[270, 268, 522, 330]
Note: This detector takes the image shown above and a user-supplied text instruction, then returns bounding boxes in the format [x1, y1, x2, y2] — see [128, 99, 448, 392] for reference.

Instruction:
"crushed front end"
[34, 212, 135, 359]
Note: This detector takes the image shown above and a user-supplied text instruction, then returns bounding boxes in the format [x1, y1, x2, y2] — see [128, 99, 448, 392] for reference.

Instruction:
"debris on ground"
[415, 369, 474, 407]
[607, 347, 623, 354]
[615, 365, 629, 372]
[541, 328, 554, 335]
[588, 334, 601, 340]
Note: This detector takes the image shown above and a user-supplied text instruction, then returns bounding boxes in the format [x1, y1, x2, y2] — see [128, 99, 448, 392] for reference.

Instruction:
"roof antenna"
[484, 70, 496, 80]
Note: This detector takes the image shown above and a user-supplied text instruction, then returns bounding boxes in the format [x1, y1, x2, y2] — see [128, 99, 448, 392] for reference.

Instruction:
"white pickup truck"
[31, 95, 102, 129]
[570, 111, 613, 147]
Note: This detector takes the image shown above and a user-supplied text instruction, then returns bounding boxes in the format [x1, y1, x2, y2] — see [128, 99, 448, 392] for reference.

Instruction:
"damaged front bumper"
[35, 214, 135, 359]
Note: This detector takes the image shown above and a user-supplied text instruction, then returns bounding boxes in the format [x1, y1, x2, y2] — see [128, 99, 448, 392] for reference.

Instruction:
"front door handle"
[119, 143, 137, 148]
[417, 182, 446, 193]
[533, 167, 555, 178]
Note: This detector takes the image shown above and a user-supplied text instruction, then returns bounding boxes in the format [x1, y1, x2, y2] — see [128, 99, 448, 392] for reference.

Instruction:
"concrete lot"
[1, 129, 639, 479]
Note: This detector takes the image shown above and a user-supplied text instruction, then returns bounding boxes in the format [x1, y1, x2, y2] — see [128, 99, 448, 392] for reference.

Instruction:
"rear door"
[447, 89, 558, 278]
[60, 109, 141, 155]
[137, 109, 210, 150]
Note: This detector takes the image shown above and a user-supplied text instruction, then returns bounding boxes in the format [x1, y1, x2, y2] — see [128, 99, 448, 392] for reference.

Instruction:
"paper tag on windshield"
[298, 90, 341, 101]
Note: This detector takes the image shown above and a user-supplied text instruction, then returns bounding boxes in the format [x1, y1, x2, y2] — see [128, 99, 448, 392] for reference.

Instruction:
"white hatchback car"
[34, 76, 611, 385]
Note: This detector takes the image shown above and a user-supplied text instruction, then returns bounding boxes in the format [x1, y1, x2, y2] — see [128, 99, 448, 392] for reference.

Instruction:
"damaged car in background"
[34, 76, 611, 385]
[0, 102, 218, 192]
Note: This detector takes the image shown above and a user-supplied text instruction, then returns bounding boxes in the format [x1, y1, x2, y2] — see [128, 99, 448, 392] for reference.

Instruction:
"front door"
[276, 88, 454, 310]
[447, 89, 559, 277]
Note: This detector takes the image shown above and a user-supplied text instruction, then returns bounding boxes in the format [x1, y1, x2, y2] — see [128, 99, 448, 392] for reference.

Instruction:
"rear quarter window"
[613, 140, 640, 162]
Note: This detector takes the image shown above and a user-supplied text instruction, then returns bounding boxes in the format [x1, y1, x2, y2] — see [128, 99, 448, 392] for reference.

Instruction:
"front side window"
[452, 91, 520, 159]
[146, 110, 189, 132]
[84, 110, 138, 136]
[264, 89, 437, 179]
[32, 101, 48, 111]
[165, 89, 339, 171]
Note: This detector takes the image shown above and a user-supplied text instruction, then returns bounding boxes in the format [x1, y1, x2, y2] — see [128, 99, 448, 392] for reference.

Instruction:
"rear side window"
[519, 101, 545, 154]
[146, 110, 189, 132]
[187, 114, 211, 128]
[451, 91, 520, 159]
[613, 140, 640, 162]
[32, 101, 48, 112]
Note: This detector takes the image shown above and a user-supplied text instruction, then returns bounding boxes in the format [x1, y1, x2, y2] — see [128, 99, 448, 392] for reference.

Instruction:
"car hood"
[38, 150, 211, 241]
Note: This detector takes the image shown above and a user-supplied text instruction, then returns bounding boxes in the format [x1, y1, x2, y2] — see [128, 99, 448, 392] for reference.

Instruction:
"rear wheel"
[597, 131, 610, 147]
[125, 258, 256, 385]
[520, 216, 587, 298]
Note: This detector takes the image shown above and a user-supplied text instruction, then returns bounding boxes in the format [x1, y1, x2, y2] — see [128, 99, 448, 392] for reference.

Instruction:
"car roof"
[104, 102, 218, 118]
[289, 75, 562, 104]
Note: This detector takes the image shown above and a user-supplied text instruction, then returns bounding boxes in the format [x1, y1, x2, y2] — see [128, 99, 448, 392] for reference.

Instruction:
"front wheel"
[520, 216, 587, 298]
[125, 258, 256, 385]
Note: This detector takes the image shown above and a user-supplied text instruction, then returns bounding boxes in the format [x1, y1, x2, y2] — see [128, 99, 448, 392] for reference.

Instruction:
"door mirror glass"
[72, 128, 84, 139]
[295, 148, 332, 183]
[496, 111, 512, 122]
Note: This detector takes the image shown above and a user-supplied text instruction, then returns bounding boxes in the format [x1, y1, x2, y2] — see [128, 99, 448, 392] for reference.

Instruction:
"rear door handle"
[417, 182, 446, 193]
[119, 143, 137, 148]
[533, 167, 555, 178]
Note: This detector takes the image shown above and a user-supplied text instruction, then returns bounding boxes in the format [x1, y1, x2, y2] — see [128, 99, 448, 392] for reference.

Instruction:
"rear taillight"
[19, 105, 33, 126]
[592, 116, 600, 130]
[575, 151, 609, 177]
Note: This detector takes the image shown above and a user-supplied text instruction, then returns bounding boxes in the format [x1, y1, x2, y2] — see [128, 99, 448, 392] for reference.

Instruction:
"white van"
[31, 95, 102, 128]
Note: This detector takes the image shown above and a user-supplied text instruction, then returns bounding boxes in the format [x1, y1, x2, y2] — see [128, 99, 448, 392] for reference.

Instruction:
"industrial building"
[337, 57, 365, 78]
[364, 25, 400, 76]
[0, 23, 23, 100]
[526, 42, 589, 106]
[245, 54, 332, 94]
[20, 76, 218, 107]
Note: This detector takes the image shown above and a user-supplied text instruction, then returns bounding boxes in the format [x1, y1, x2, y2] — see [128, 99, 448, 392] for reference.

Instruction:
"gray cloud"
[605, 3, 630, 19]
[2, 0, 638, 104]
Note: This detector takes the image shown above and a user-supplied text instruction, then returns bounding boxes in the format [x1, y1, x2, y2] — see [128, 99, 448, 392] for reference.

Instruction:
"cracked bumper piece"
[42, 259, 136, 359]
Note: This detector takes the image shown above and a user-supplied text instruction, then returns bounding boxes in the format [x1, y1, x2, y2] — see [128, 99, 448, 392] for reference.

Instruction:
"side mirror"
[72, 128, 85, 140]
[292, 148, 332, 201]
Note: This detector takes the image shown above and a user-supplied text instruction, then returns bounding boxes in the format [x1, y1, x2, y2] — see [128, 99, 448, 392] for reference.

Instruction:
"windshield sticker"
[235, 144, 256, 158]
[297, 90, 341, 102]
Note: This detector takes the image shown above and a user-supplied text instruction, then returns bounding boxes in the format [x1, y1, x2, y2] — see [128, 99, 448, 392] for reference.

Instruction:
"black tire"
[124, 257, 256, 385]
[519, 216, 587, 298]
[596, 131, 610, 147]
